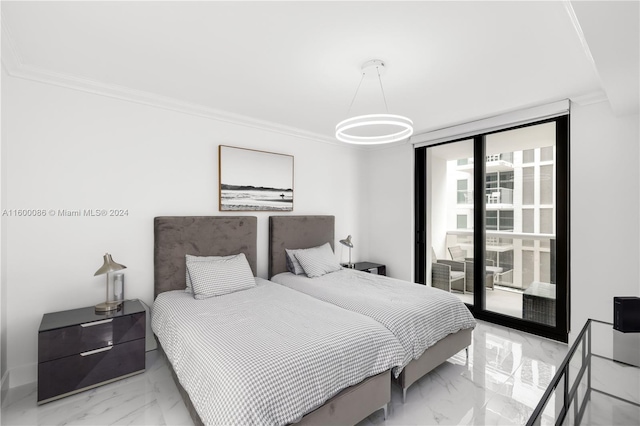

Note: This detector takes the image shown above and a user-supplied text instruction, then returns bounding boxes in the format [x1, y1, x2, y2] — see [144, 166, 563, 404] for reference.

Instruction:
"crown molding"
[1, 16, 22, 73]
[570, 91, 608, 106]
[1, 19, 360, 149]
[6, 62, 344, 146]
[563, 1, 611, 110]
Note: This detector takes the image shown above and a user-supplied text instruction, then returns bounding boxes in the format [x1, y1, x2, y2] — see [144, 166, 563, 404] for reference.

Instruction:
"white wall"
[2, 74, 365, 387]
[1, 68, 7, 399]
[365, 100, 640, 343]
[570, 101, 639, 335]
[361, 144, 414, 280]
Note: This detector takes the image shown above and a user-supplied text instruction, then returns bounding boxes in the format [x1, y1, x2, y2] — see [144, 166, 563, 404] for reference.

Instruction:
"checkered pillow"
[284, 248, 306, 275]
[294, 242, 342, 278]
[184, 254, 235, 293]
[187, 253, 256, 299]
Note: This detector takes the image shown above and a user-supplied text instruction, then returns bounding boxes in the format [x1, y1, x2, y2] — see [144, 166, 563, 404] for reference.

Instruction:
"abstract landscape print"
[219, 145, 294, 211]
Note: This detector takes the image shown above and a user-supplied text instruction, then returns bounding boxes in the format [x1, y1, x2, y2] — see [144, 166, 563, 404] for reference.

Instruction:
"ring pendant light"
[336, 60, 413, 145]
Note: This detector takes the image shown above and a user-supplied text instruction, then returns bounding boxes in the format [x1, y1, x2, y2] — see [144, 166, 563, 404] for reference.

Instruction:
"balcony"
[457, 187, 514, 207]
[486, 187, 513, 206]
[486, 153, 514, 172]
[445, 230, 555, 292]
[449, 232, 515, 252]
[457, 153, 514, 173]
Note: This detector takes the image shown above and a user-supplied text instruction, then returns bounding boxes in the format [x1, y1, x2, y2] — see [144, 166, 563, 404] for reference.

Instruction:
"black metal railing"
[527, 319, 591, 425]
[527, 319, 640, 425]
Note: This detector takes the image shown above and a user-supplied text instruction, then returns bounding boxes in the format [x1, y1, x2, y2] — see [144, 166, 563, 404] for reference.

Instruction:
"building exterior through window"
[426, 120, 561, 330]
[450, 147, 555, 292]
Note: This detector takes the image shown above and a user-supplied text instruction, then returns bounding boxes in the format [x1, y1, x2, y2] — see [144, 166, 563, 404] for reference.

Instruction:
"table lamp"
[339, 235, 354, 268]
[94, 253, 126, 312]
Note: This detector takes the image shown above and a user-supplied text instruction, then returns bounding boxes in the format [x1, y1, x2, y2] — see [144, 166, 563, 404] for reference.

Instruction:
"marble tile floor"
[581, 391, 640, 426]
[1, 320, 573, 426]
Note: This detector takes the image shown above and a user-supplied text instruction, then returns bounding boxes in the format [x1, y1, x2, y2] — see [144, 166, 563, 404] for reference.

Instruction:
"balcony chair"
[448, 246, 471, 263]
[464, 260, 497, 292]
[431, 247, 465, 293]
[448, 245, 502, 292]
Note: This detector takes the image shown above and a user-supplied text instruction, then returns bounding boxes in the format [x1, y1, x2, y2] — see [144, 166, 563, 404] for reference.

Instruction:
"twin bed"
[152, 215, 476, 425]
[268, 216, 475, 402]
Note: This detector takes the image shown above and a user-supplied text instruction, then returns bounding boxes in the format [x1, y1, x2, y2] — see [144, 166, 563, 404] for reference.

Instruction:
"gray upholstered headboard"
[154, 216, 257, 298]
[268, 215, 335, 278]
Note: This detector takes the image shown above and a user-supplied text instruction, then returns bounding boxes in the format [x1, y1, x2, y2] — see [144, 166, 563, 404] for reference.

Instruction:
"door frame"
[414, 115, 570, 342]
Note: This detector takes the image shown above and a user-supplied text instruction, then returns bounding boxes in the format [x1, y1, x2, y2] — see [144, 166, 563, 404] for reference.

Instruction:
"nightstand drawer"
[38, 312, 145, 363]
[37, 338, 145, 403]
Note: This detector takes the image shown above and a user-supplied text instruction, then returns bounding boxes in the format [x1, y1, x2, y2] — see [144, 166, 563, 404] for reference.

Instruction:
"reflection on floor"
[455, 286, 524, 319]
[2, 320, 570, 426]
[582, 391, 640, 425]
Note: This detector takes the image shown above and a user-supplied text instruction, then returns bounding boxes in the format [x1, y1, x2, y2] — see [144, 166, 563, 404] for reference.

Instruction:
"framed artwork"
[219, 145, 294, 211]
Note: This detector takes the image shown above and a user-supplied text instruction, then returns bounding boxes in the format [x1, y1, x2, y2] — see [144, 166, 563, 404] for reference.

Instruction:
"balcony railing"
[527, 319, 640, 425]
[486, 187, 513, 204]
[446, 230, 556, 291]
[457, 187, 514, 205]
[457, 190, 474, 204]
[457, 153, 514, 166]
[447, 229, 556, 241]
[453, 234, 515, 249]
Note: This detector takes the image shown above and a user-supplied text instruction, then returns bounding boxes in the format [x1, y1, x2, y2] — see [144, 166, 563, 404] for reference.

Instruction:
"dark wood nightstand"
[37, 299, 146, 404]
[343, 262, 386, 276]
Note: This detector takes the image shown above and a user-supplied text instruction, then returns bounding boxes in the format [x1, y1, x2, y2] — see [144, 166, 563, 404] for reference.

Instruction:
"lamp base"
[341, 263, 356, 269]
[95, 301, 122, 313]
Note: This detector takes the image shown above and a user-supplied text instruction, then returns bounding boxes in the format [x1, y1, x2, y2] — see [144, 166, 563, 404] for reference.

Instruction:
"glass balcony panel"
[567, 340, 583, 394]
[561, 399, 574, 426]
[445, 231, 556, 322]
[539, 377, 565, 426]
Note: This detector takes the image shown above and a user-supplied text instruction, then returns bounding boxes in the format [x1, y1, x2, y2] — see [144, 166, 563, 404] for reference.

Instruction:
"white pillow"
[184, 254, 235, 293]
[294, 242, 342, 278]
[186, 253, 256, 299]
[285, 248, 306, 275]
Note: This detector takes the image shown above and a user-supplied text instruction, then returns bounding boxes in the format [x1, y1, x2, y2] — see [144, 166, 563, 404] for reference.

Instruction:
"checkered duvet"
[152, 278, 404, 425]
[271, 270, 477, 374]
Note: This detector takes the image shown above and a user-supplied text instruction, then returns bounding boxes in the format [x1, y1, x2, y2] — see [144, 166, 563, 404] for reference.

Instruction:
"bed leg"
[465, 347, 469, 360]
[402, 387, 407, 403]
[381, 403, 388, 420]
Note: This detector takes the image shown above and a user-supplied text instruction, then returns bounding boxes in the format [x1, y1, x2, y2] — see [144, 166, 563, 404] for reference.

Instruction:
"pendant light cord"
[346, 71, 366, 116]
[376, 65, 389, 113]
[345, 61, 390, 115]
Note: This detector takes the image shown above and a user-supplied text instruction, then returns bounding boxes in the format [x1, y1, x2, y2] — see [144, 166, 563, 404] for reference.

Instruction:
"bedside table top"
[39, 299, 145, 332]
[351, 262, 384, 270]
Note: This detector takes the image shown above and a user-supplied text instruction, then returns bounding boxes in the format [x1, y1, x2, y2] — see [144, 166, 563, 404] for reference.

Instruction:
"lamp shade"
[339, 235, 353, 248]
[94, 253, 126, 276]
[335, 114, 413, 145]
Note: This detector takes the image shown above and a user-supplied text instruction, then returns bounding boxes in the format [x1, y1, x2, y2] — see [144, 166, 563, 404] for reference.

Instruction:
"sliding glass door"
[415, 116, 569, 342]
[425, 139, 475, 306]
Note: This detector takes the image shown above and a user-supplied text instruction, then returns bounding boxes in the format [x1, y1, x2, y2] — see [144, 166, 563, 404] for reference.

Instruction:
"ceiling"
[2, 1, 638, 144]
